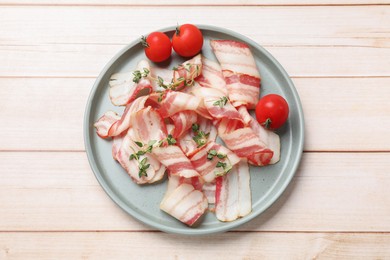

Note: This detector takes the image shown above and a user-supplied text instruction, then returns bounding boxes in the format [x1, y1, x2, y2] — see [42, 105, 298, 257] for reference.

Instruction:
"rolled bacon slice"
[158, 91, 201, 118]
[160, 183, 208, 226]
[190, 141, 241, 183]
[210, 40, 261, 109]
[210, 40, 260, 78]
[217, 118, 273, 166]
[238, 106, 281, 164]
[109, 60, 153, 106]
[177, 116, 217, 157]
[107, 95, 149, 137]
[215, 159, 251, 222]
[191, 86, 242, 122]
[196, 55, 228, 95]
[116, 128, 165, 184]
[93, 111, 121, 138]
[131, 106, 167, 144]
[170, 111, 198, 139]
[172, 54, 202, 90]
[177, 131, 199, 158]
[153, 145, 199, 178]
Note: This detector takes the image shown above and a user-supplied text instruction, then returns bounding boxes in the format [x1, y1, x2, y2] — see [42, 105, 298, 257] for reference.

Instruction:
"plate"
[84, 25, 304, 235]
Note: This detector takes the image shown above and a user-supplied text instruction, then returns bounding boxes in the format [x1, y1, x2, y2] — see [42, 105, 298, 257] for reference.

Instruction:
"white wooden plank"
[1, 44, 389, 77]
[0, 0, 389, 5]
[1, 232, 390, 260]
[0, 78, 90, 151]
[0, 152, 389, 232]
[0, 6, 388, 78]
[0, 6, 389, 47]
[1, 77, 389, 151]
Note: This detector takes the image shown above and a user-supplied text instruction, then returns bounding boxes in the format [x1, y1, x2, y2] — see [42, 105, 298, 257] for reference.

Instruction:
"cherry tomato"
[255, 94, 289, 130]
[142, 32, 172, 62]
[172, 24, 203, 57]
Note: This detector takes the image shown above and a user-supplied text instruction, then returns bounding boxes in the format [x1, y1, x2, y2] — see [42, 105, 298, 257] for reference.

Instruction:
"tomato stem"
[175, 23, 180, 36]
[141, 35, 149, 48]
[263, 118, 272, 129]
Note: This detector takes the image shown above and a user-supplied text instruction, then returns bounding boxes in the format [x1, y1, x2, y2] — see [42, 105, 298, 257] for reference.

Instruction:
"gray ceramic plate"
[84, 25, 304, 235]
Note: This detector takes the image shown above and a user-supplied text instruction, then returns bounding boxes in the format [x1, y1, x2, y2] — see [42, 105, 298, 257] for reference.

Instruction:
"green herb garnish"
[167, 134, 177, 145]
[213, 96, 228, 108]
[132, 68, 150, 83]
[138, 157, 150, 178]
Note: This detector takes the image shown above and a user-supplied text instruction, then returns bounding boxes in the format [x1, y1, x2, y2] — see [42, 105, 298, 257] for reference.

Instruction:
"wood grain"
[1, 44, 389, 77]
[1, 152, 389, 232]
[1, 232, 390, 259]
[1, 77, 389, 151]
[0, 6, 388, 78]
[1, 2, 389, 257]
[1, 6, 388, 47]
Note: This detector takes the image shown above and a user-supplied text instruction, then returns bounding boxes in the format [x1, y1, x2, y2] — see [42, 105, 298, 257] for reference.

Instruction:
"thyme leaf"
[213, 96, 228, 108]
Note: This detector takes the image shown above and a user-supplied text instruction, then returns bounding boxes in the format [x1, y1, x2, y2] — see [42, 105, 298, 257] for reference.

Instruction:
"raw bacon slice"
[161, 174, 181, 206]
[210, 40, 261, 109]
[177, 131, 199, 157]
[109, 60, 153, 106]
[107, 95, 148, 137]
[217, 119, 273, 166]
[131, 106, 167, 144]
[158, 91, 201, 118]
[179, 176, 204, 191]
[116, 129, 165, 184]
[112, 132, 126, 160]
[237, 105, 252, 125]
[198, 116, 218, 142]
[177, 117, 217, 157]
[191, 86, 242, 122]
[215, 159, 251, 222]
[93, 111, 121, 138]
[153, 145, 199, 178]
[210, 40, 260, 78]
[202, 181, 216, 204]
[190, 141, 241, 183]
[170, 111, 198, 139]
[224, 71, 260, 109]
[238, 106, 281, 164]
[196, 56, 228, 95]
[160, 183, 208, 226]
[250, 118, 280, 164]
[150, 66, 173, 92]
[194, 100, 213, 120]
[173, 54, 202, 90]
[165, 123, 175, 136]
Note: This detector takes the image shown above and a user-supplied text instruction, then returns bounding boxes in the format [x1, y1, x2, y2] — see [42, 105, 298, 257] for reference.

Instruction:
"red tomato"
[255, 94, 289, 130]
[142, 32, 172, 62]
[172, 24, 203, 57]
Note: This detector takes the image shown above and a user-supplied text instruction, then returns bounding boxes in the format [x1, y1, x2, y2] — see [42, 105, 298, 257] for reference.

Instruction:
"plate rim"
[84, 24, 305, 235]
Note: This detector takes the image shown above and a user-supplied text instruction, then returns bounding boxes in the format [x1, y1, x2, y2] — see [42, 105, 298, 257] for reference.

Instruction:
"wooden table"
[1, 1, 390, 259]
